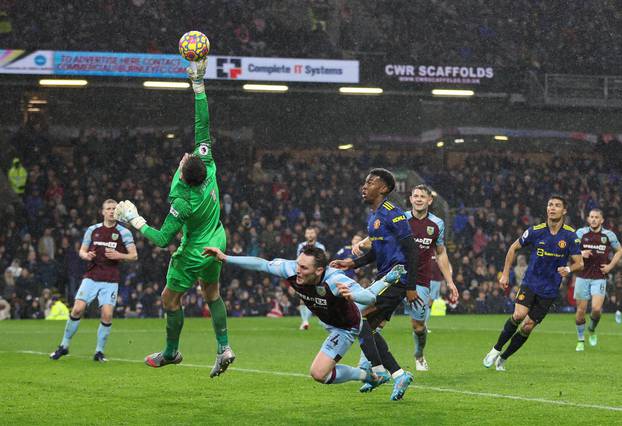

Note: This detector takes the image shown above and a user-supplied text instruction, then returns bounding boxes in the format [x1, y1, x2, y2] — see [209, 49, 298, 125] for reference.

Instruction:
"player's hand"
[187, 59, 207, 94]
[352, 239, 371, 256]
[329, 258, 354, 270]
[119, 200, 147, 230]
[406, 289, 423, 308]
[83, 250, 96, 261]
[557, 266, 571, 277]
[499, 273, 510, 289]
[336, 283, 353, 301]
[447, 281, 459, 303]
[600, 264, 613, 274]
[114, 201, 127, 222]
[581, 249, 592, 258]
[352, 241, 364, 257]
[202, 246, 227, 262]
[104, 248, 124, 260]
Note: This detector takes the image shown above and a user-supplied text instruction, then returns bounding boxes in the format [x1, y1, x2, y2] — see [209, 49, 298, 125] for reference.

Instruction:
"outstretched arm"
[203, 247, 296, 279]
[188, 59, 214, 165]
[115, 199, 189, 248]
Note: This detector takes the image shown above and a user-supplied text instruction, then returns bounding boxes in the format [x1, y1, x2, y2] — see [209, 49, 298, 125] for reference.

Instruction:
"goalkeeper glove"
[187, 59, 207, 94]
[114, 200, 147, 230]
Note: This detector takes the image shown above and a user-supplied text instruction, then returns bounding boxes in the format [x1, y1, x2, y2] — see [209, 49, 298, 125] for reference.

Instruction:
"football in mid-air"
[179, 31, 210, 61]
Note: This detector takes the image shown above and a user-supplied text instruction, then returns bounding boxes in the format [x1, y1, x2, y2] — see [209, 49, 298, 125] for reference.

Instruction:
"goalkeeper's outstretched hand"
[114, 200, 147, 230]
[187, 59, 207, 94]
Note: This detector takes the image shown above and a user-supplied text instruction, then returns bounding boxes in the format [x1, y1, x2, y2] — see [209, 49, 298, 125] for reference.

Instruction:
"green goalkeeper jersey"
[140, 93, 222, 261]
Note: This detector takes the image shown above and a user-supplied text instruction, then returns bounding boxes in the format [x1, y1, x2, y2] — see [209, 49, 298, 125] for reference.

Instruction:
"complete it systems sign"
[214, 56, 359, 83]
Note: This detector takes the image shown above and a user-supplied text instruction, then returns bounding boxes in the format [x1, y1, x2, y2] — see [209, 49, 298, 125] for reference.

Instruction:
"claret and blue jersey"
[518, 222, 581, 298]
[367, 199, 412, 278]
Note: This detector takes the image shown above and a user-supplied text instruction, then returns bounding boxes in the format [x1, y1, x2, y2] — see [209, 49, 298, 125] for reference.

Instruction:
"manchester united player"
[404, 184, 458, 370]
[50, 199, 137, 362]
[483, 196, 583, 371]
[574, 209, 622, 351]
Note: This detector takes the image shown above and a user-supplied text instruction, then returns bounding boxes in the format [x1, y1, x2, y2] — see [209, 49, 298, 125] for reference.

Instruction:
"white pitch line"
[5, 350, 621, 412]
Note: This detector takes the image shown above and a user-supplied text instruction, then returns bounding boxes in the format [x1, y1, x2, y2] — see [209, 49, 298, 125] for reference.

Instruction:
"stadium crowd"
[0, 0, 621, 72]
[2, 127, 622, 321]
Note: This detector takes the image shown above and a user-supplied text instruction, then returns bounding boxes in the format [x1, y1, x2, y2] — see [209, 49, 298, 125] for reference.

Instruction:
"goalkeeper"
[115, 59, 233, 377]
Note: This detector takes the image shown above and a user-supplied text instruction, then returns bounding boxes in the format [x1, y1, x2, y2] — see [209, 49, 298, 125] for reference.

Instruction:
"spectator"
[45, 295, 69, 320]
[7, 157, 27, 196]
[0, 295, 10, 320]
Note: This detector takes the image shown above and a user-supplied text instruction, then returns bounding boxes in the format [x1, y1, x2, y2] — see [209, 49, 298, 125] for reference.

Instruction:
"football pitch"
[1, 314, 621, 425]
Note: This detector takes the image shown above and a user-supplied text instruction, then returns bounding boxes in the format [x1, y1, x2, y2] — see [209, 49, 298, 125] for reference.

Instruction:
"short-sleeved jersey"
[576, 227, 620, 279]
[519, 223, 581, 298]
[82, 223, 134, 283]
[296, 241, 327, 256]
[334, 245, 356, 279]
[144, 92, 221, 261]
[405, 210, 445, 287]
[267, 260, 362, 331]
[367, 199, 412, 278]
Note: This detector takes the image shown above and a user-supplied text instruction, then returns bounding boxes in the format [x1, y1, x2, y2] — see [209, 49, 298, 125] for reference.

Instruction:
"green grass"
[1, 314, 621, 425]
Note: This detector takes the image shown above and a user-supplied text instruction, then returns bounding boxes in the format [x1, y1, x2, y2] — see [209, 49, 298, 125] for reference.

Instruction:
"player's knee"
[202, 284, 221, 302]
[411, 320, 425, 333]
[309, 367, 328, 383]
[521, 321, 535, 334]
[71, 306, 84, 318]
[101, 312, 113, 323]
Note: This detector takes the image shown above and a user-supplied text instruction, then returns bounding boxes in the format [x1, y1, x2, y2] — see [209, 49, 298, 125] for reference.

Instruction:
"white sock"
[392, 368, 405, 379]
[372, 365, 386, 373]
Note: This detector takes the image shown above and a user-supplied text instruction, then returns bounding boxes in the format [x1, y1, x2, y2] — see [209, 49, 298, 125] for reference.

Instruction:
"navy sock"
[494, 317, 519, 351]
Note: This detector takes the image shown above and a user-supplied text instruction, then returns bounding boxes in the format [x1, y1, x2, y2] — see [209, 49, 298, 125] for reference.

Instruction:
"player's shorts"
[365, 283, 407, 329]
[408, 285, 431, 321]
[515, 285, 555, 324]
[574, 277, 607, 300]
[166, 225, 227, 293]
[320, 325, 357, 362]
[429, 280, 441, 301]
[75, 278, 118, 307]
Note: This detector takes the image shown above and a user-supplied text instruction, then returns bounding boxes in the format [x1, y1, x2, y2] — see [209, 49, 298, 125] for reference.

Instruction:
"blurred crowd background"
[2, 126, 621, 320]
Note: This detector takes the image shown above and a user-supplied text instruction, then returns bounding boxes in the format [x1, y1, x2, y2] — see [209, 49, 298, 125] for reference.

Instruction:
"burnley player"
[483, 196, 583, 371]
[331, 168, 419, 400]
[404, 184, 458, 371]
[574, 209, 622, 351]
[203, 245, 403, 389]
[296, 227, 326, 330]
[114, 60, 233, 377]
[50, 199, 137, 362]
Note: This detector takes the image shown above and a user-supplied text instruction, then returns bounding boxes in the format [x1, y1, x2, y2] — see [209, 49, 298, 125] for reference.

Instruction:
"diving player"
[483, 196, 583, 371]
[203, 244, 404, 389]
[574, 209, 622, 350]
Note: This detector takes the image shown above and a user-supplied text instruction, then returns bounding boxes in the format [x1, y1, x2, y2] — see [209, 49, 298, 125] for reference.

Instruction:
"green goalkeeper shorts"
[166, 229, 227, 293]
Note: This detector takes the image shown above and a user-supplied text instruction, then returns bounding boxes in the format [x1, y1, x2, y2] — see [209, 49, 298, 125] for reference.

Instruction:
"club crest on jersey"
[316, 286, 326, 296]
[601, 237, 607, 244]
[558, 240, 567, 249]
[518, 293, 525, 301]
[427, 226, 434, 236]
[199, 143, 210, 156]
[111, 233, 119, 241]
[373, 219, 381, 229]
